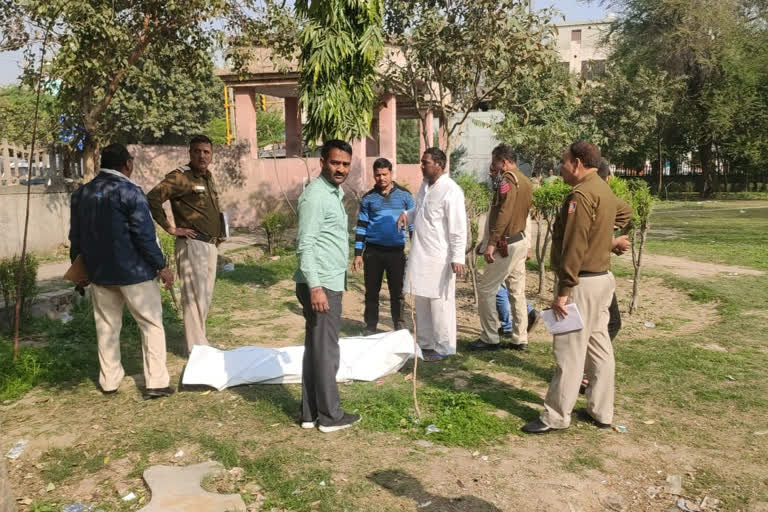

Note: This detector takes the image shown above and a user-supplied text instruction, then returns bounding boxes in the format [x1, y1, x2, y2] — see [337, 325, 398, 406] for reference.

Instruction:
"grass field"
[2, 200, 768, 511]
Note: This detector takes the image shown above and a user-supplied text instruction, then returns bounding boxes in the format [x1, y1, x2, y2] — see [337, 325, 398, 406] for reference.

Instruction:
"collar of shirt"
[99, 167, 135, 185]
[186, 163, 212, 179]
[318, 175, 345, 199]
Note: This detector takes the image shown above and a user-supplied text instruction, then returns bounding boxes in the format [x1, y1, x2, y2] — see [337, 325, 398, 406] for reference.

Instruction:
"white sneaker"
[300, 420, 316, 429]
[318, 413, 361, 433]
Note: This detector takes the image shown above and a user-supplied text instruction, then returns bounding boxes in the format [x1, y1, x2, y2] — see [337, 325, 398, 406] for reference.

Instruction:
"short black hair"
[372, 157, 392, 172]
[491, 144, 517, 164]
[100, 143, 132, 171]
[568, 141, 602, 169]
[189, 134, 213, 147]
[597, 158, 612, 180]
[320, 139, 353, 160]
[423, 147, 446, 169]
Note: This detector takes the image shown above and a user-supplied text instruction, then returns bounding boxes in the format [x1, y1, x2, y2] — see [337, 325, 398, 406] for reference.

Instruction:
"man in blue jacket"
[352, 158, 414, 333]
[69, 143, 175, 399]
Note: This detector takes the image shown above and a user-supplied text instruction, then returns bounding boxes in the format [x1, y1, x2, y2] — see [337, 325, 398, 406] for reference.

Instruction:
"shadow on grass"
[368, 469, 503, 512]
[216, 253, 297, 287]
[231, 383, 301, 423]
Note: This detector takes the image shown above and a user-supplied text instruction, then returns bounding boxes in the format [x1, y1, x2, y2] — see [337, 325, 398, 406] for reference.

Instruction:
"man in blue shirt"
[294, 139, 361, 433]
[69, 143, 174, 399]
[353, 158, 415, 333]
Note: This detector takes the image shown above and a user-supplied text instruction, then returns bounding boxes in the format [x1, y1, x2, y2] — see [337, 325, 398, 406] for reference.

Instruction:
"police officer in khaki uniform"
[523, 141, 632, 434]
[147, 135, 223, 354]
[470, 144, 533, 351]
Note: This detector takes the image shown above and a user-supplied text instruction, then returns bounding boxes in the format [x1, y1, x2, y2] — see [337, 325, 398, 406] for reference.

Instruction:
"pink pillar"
[285, 97, 302, 157]
[234, 88, 258, 157]
[378, 94, 397, 167]
[350, 137, 368, 193]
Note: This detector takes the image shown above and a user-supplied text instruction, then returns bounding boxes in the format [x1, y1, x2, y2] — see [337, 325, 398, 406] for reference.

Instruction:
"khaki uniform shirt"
[147, 165, 223, 238]
[488, 168, 532, 246]
[550, 172, 633, 297]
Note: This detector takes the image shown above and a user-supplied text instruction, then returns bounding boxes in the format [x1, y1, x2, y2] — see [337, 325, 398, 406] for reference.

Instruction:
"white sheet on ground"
[182, 329, 421, 391]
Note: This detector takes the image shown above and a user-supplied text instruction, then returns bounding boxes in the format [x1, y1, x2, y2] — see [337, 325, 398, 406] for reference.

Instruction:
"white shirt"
[404, 174, 467, 299]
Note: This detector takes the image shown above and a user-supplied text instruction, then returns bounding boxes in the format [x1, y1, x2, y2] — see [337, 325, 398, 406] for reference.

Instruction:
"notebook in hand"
[541, 304, 584, 335]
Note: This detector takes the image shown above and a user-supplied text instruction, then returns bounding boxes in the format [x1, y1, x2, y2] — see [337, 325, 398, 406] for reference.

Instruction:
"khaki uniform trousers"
[414, 277, 457, 356]
[477, 238, 528, 346]
[91, 281, 170, 392]
[175, 237, 218, 353]
[541, 272, 616, 429]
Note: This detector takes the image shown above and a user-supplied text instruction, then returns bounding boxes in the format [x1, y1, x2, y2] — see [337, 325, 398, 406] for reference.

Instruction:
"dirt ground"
[1, 263, 733, 512]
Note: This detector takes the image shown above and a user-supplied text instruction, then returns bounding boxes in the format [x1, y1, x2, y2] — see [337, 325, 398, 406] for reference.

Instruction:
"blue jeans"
[496, 285, 534, 333]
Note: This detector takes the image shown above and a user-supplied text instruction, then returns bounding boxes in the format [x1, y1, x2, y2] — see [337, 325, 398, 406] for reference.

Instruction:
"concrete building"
[555, 18, 612, 78]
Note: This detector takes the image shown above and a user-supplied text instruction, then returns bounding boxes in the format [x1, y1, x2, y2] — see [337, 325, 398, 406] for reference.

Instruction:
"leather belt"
[183, 232, 217, 244]
[504, 232, 525, 244]
[578, 271, 609, 277]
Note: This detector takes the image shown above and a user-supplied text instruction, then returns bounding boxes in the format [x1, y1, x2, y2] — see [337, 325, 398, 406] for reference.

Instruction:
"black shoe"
[497, 327, 512, 340]
[506, 342, 528, 352]
[393, 322, 403, 331]
[468, 339, 502, 351]
[318, 413, 362, 433]
[365, 326, 378, 335]
[576, 408, 611, 429]
[521, 419, 559, 434]
[142, 386, 176, 400]
[101, 388, 117, 396]
[527, 310, 540, 333]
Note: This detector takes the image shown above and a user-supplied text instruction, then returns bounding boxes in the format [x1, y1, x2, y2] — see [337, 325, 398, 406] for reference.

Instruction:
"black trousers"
[608, 292, 621, 341]
[363, 245, 406, 330]
[296, 283, 344, 426]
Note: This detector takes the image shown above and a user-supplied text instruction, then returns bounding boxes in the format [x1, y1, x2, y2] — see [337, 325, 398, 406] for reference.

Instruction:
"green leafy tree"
[0, 85, 57, 146]
[396, 119, 420, 164]
[531, 179, 571, 294]
[494, 63, 591, 176]
[294, 0, 384, 143]
[11, 0, 228, 180]
[382, 0, 558, 161]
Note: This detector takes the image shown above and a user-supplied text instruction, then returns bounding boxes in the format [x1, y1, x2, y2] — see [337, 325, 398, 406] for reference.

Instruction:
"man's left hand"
[550, 295, 569, 320]
[452, 262, 466, 278]
[483, 245, 495, 264]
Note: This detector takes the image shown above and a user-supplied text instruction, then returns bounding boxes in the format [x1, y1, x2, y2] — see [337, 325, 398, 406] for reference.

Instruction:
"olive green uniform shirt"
[147, 165, 223, 238]
[550, 172, 633, 297]
[488, 168, 533, 246]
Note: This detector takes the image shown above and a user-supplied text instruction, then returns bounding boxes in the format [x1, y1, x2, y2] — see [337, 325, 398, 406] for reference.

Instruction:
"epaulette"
[165, 165, 189, 178]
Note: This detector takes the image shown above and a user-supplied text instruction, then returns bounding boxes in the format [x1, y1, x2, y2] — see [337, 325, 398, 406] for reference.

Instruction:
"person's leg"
[527, 301, 535, 315]
[584, 274, 616, 425]
[539, 283, 590, 429]
[433, 277, 457, 356]
[607, 292, 621, 341]
[91, 284, 126, 392]
[414, 295, 436, 352]
[297, 283, 318, 423]
[496, 285, 513, 333]
[121, 280, 171, 390]
[202, 243, 218, 337]
[363, 248, 385, 331]
[175, 238, 212, 352]
[385, 250, 406, 330]
[477, 254, 513, 344]
[313, 288, 345, 426]
[505, 240, 529, 346]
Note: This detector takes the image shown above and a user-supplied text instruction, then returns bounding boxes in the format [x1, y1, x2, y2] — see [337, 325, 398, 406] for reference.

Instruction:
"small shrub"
[261, 211, 293, 256]
[0, 254, 39, 330]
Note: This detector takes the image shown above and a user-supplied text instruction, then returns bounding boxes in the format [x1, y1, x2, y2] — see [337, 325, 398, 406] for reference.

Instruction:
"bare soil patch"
[642, 253, 763, 279]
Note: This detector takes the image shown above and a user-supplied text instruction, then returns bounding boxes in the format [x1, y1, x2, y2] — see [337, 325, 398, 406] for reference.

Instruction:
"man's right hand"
[353, 255, 363, 272]
[158, 267, 174, 290]
[396, 212, 408, 231]
[310, 286, 329, 313]
[168, 226, 197, 238]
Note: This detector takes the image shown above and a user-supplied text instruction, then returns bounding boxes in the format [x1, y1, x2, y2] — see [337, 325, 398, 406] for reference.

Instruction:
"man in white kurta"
[398, 148, 467, 360]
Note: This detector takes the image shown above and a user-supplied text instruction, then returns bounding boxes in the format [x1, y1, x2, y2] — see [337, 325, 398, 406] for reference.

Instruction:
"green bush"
[156, 226, 176, 275]
[0, 254, 38, 330]
[261, 210, 294, 256]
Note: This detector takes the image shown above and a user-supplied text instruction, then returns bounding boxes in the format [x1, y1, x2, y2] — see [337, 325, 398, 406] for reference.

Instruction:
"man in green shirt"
[294, 139, 361, 433]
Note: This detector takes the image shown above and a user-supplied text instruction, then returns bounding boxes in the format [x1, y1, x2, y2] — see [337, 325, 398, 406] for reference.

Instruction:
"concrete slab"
[138, 461, 246, 512]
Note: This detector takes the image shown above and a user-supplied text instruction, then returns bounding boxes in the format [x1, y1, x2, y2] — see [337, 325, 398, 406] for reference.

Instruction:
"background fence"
[0, 139, 84, 186]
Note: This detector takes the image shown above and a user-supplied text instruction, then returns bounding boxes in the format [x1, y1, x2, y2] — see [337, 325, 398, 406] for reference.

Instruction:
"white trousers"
[413, 278, 457, 355]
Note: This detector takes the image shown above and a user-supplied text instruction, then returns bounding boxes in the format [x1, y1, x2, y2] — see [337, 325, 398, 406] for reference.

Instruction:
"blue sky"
[0, 1, 611, 85]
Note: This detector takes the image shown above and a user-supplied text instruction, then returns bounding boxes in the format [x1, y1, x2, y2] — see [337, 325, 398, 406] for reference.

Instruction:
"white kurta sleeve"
[446, 185, 467, 265]
[406, 182, 425, 224]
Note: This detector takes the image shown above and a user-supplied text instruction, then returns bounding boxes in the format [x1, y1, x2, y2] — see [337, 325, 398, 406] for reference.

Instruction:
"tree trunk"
[536, 218, 544, 293]
[699, 140, 717, 198]
[629, 226, 648, 314]
[657, 132, 663, 195]
[82, 135, 99, 182]
[469, 254, 479, 306]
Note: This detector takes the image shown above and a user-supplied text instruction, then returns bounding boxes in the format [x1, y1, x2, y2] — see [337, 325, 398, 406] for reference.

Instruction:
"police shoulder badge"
[568, 201, 577, 214]
[499, 180, 511, 194]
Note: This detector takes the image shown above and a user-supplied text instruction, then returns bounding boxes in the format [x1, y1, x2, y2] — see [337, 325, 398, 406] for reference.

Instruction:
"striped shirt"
[355, 183, 415, 255]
